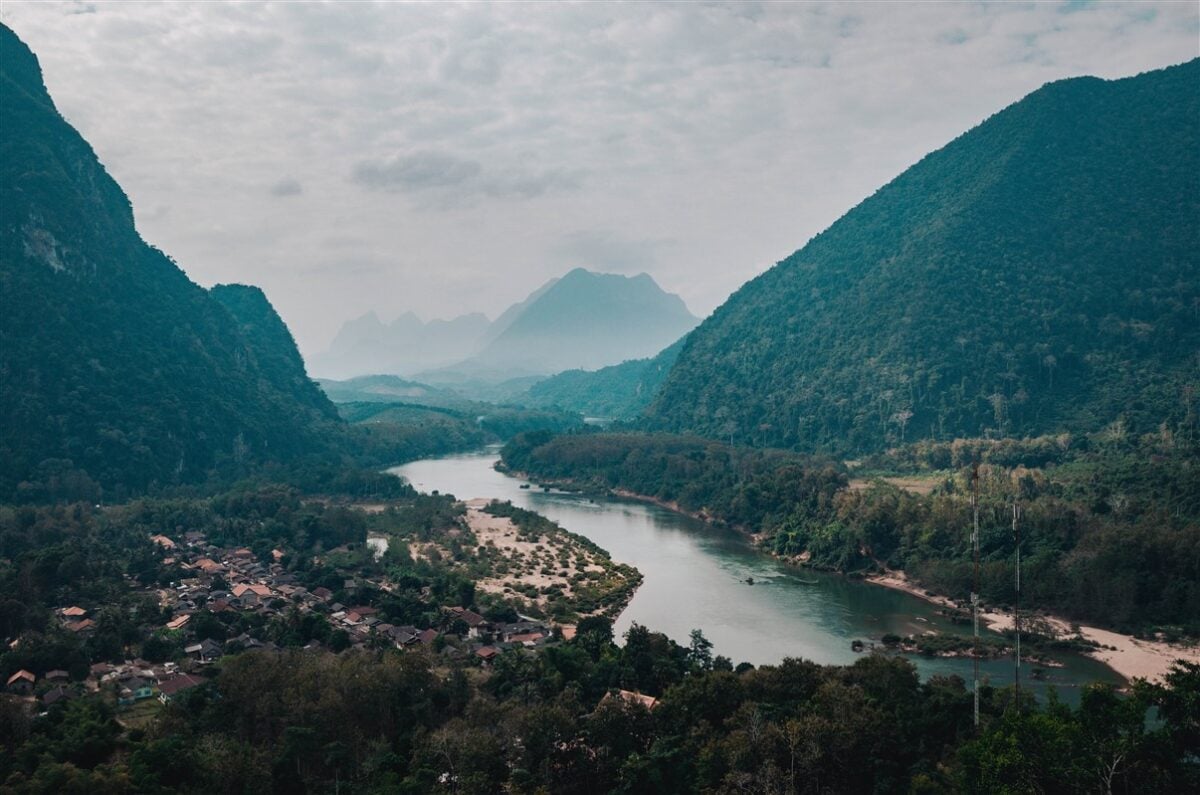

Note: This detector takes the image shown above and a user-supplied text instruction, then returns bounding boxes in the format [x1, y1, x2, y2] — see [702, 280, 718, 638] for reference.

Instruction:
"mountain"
[522, 336, 687, 419]
[447, 268, 698, 379]
[0, 25, 340, 501]
[308, 310, 491, 379]
[647, 59, 1200, 453]
[482, 275, 560, 345]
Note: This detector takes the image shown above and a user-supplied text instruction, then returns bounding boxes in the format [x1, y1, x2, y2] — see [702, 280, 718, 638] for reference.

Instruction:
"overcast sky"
[3, 1, 1197, 357]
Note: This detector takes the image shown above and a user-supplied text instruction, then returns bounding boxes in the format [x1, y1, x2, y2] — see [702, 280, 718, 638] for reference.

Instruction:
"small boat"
[519, 483, 531, 489]
[795, 578, 820, 586]
[745, 576, 755, 585]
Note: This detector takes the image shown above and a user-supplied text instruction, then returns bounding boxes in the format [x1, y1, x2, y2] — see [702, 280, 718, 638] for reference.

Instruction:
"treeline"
[3, 624, 1197, 793]
[340, 400, 581, 446]
[502, 431, 1200, 635]
[502, 431, 846, 530]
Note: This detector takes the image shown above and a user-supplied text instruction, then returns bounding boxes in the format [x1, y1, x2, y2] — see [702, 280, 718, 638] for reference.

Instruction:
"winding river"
[391, 448, 1121, 699]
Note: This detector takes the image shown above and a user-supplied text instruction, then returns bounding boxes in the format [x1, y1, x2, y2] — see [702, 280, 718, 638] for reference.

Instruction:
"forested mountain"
[0, 25, 340, 501]
[442, 268, 698, 379]
[649, 59, 1200, 453]
[522, 336, 687, 419]
[308, 310, 492, 379]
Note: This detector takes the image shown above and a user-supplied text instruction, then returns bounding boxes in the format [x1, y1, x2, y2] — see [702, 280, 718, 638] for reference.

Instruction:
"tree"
[688, 629, 713, 672]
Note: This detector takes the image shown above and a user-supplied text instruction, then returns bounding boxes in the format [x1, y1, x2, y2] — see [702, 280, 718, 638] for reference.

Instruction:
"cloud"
[269, 177, 303, 197]
[351, 150, 580, 205]
[352, 151, 482, 192]
[2, 0, 1195, 354]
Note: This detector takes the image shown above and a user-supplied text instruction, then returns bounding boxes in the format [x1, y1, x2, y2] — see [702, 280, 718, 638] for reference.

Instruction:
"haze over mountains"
[312, 267, 699, 382]
[0, 25, 339, 500]
[647, 59, 1200, 453]
[308, 310, 492, 381]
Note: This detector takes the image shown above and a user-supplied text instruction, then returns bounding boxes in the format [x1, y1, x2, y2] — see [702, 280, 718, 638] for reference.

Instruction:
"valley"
[2, 12, 1198, 794]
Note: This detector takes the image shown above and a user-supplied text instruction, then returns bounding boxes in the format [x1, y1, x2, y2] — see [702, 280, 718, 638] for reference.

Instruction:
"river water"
[390, 448, 1120, 698]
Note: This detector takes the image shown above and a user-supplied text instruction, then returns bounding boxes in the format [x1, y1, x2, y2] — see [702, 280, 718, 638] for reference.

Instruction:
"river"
[390, 448, 1121, 699]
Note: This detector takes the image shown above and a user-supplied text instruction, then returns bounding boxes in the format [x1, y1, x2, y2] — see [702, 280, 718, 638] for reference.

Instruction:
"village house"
[183, 638, 224, 662]
[507, 632, 550, 648]
[158, 673, 205, 704]
[65, 618, 97, 635]
[448, 607, 490, 639]
[44, 669, 69, 683]
[42, 685, 74, 707]
[475, 646, 501, 666]
[150, 534, 176, 549]
[165, 614, 191, 631]
[118, 677, 156, 705]
[601, 689, 659, 711]
[6, 669, 35, 695]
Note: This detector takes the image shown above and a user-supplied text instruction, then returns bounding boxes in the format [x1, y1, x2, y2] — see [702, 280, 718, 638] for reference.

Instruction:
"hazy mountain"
[309, 310, 491, 379]
[0, 25, 339, 500]
[442, 268, 698, 380]
[522, 336, 687, 419]
[483, 275, 560, 344]
[648, 59, 1200, 452]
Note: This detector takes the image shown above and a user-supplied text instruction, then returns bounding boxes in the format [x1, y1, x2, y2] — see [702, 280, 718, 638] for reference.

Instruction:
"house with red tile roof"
[6, 669, 34, 694]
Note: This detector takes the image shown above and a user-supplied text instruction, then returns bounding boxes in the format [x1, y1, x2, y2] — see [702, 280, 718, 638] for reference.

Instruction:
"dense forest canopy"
[648, 58, 1200, 454]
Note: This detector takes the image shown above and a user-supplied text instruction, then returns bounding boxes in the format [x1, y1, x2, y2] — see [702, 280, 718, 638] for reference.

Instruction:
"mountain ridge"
[647, 58, 1200, 452]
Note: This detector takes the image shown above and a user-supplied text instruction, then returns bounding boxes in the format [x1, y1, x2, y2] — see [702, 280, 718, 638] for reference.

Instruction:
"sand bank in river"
[866, 570, 1200, 684]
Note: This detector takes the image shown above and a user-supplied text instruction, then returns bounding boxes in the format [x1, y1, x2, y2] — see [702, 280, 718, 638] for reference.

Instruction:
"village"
[4, 520, 578, 718]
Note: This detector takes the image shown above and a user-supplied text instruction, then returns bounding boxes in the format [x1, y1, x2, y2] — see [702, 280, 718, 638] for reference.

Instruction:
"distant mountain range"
[0, 25, 339, 500]
[647, 58, 1200, 452]
[311, 267, 698, 382]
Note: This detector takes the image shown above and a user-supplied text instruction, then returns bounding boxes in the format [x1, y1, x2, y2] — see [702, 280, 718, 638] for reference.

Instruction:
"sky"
[3, 1, 1197, 358]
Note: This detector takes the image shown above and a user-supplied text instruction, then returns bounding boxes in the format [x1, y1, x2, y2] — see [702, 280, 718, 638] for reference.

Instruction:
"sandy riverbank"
[866, 570, 1200, 684]
[462, 498, 637, 618]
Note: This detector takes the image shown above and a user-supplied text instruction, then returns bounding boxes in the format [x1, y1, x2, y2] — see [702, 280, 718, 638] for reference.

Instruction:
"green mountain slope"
[648, 59, 1200, 453]
[523, 336, 687, 419]
[0, 26, 339, 500]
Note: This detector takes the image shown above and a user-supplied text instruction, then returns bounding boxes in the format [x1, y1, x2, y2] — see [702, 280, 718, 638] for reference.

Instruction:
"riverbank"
[515, 468, 1197, 685]
[866, 570, 1200, 684]
[462, 498, 642, 621]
